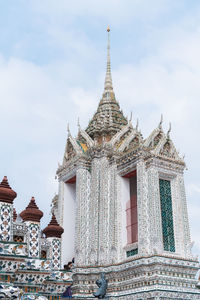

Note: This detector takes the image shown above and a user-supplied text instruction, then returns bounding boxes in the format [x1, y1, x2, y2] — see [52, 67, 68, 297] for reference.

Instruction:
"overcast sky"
[0, 0, 199, 256]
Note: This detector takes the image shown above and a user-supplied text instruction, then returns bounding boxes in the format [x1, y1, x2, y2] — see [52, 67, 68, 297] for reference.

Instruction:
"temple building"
[0, 28, 200, 299]
[55, 28, 200, 299]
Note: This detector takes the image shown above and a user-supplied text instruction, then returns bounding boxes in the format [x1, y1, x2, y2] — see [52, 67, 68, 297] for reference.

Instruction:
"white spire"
[104, 26, 113, 92]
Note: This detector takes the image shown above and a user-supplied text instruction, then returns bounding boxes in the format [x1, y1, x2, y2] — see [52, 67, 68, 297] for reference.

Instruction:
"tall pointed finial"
[159, 114, 163, 129]
[104, 26, 113, 92]
[67, 123, 71, 137]
[136, 118, 139, 131]
[129, 111, 132, 122]
[77, 117, 80, 131]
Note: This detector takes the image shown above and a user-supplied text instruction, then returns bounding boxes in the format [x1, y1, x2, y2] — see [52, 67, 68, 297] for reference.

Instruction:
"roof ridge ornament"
[77, 117, 81, 132]
[67, 123, 71, 137]
[129, 111, 132, 122]
[136, 118, 139, 131]
[159, 114, 163, 129]
[104, 26, 113, 92]
[167, 122, 171, 138]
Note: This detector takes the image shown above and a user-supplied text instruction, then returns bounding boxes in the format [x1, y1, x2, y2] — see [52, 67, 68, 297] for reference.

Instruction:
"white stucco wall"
[61, 181, 76, 266]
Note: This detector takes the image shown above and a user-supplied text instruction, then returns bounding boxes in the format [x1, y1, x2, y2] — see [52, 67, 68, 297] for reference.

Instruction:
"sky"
[0, 0, 199, 256]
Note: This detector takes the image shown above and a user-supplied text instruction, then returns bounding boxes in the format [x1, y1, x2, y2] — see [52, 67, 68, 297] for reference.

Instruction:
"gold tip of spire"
[107, 26, 110, 32]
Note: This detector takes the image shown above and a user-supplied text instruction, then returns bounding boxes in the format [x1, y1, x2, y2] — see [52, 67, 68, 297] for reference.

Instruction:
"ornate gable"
[76, 127, 94, 153]
[118, 129, 142, 152]
[155, 136, 180, 160]
[63, 132, 83, 163]
[108, 123, 133, 148]
[144, 117, 164, 149]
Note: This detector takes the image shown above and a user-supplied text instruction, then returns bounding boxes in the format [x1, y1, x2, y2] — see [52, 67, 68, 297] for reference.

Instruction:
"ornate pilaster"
[98, 157, 110, 265]
[88, 157, 100, 265]
[108, 163, 121, 263]
[88, 156, 111, 265]
[171, 175, 184, 256]
[75, 167, 91, 266]
[177, 174, 192, 258]
[147, 166, 163, 254]
[136, 159, 150, 255]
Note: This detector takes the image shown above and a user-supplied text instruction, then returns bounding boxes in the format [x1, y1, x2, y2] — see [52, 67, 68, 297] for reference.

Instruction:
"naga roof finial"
[129, 111, 133, 122]
[167, 122, 171, 137]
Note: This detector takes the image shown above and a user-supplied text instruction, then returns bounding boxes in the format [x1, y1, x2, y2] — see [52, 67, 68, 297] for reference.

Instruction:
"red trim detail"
[66, 176, 76, 183]
[123, 170, 136, 178]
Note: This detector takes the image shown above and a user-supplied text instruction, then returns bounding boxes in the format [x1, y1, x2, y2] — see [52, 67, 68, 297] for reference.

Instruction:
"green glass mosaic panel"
[159, 179, 175, 252]
[126, 248, 138, 257]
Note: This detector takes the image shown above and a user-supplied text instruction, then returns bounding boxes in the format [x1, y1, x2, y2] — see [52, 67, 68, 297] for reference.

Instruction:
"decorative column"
[176, 174, 192, 258]
[20, 197, 43, 258]
[0, 176, 17, 241]
[108, 162, 120, 264]
[75, 166, 91, 266]
[43, 214, 64, 270]
[88, 155, 111, 266]
[147, 166, 163, 254]
[136, 160, 150, 256]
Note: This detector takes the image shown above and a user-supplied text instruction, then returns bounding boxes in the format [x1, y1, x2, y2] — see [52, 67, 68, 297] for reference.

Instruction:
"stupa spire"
[104, 26, 113, 92]
[85, 28, 128, 140]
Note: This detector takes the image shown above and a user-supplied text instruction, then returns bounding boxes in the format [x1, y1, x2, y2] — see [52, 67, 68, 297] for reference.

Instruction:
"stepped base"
[72, 255, 200, 300]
